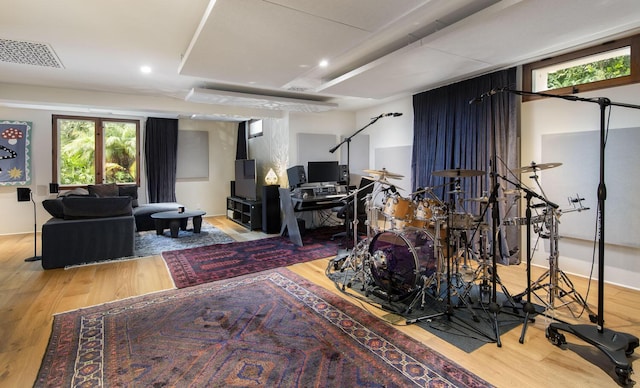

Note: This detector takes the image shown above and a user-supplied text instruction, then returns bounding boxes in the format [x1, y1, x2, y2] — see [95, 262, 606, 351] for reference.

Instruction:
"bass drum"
[368, 229, 437, 301]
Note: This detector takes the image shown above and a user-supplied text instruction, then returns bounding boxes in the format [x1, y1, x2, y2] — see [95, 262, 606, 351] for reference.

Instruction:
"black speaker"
[230, 181, 236, 197]
[49, 183, 59, 194]
[338, 165, 349, 183]
[17, 187, 31, 202]
[286, 165, 306, 188]
[262, 185, 281, 234]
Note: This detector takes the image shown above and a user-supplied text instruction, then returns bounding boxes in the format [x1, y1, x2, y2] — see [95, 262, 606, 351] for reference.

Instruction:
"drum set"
[330, 167, 502, 321]
[328, 163, 596, 347]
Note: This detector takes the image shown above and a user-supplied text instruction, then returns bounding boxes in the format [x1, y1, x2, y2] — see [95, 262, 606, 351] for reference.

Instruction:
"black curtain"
[411, 68, 519, 264]
[145, 117, 179, 203]
[236, 121, 247, 160]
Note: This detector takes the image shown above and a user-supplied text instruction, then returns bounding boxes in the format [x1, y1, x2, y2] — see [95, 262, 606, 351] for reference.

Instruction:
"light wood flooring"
[0, 216, 637, 387]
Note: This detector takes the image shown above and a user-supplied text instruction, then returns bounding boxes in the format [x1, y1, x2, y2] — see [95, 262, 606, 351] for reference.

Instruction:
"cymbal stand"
[497, 171, 564, 343]
[509, 171, 595, 319]
[336, 181, 377, 291]
[521, 207, 595, 318]
[403, 215, 446, 314]
[407, 181, 463, 325]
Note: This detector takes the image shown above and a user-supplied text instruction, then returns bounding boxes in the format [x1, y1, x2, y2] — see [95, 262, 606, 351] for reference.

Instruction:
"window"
[523, 34, 640, 100]
[52, 115, 140, 187]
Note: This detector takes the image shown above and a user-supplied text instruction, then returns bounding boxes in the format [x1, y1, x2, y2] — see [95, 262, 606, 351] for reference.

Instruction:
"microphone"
[468, 88, 503, 104]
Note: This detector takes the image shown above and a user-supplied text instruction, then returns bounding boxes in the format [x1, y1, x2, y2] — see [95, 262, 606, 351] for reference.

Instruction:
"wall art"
[0, 120, 32, 186]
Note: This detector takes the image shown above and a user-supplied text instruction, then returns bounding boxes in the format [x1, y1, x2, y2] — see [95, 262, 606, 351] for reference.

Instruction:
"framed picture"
[0, 120, 32, 186]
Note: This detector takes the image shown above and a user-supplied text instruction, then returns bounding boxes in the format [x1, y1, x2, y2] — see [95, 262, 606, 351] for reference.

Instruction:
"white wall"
[522, 83, 640, 290]
[356, 98, 415, 191]
[175, 119, 237, 216]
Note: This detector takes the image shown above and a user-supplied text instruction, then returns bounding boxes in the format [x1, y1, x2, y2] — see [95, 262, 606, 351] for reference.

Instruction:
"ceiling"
[1, 0, 640, 119]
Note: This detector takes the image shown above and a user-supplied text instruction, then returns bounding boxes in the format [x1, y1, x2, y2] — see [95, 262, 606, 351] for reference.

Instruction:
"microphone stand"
[481, 87, 639, 383]
[330, 114, 385, 249]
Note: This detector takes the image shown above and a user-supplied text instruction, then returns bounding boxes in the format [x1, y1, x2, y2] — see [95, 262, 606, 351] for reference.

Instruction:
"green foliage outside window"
[59, 120, 137, 185]
[59, 120, 96, 185]
[547, 55, 630, 89]
[104, 122, 137, 184]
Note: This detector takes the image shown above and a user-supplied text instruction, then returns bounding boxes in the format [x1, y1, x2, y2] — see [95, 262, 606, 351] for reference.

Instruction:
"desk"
[279, 189, 348, 246]
[291, 194, 347, 211]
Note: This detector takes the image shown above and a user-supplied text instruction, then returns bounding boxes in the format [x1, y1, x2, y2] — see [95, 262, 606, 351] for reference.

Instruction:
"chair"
[332, 177, 375, 244]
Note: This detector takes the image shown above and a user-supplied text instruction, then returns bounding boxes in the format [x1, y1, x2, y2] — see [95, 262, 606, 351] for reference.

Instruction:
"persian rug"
[162, 226, 343, 288]
[135, 220, 234, 257]
[35, 268, 493, 387]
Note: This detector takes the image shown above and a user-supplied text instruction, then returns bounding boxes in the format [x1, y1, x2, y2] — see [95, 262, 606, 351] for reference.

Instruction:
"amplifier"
[313, 186, 337, 196]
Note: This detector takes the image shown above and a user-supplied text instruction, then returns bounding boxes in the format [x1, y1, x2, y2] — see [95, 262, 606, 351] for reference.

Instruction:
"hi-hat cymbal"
[432, 168, 485, 178]
[515, 162, 562, 173]
[363, 168, 404, 179]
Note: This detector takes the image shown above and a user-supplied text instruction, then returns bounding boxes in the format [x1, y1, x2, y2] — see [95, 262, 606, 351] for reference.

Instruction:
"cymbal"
[466, 196, 506, 203]
[366, 177, 404, 191]
[515, 162, 562, 173]
[363, 168, 404, 179]
[432, 168, 485, 178]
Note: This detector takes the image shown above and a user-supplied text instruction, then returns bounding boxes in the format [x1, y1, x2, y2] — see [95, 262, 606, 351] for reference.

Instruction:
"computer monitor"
[307, 161, 339, 183]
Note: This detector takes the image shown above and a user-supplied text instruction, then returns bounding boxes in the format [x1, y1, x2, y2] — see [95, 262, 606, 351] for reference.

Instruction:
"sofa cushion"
[42, 198, 65, 218]
[58, 187, 91, 197]
[62, 196, 132, 219]
[88, 183, 119, 197]
[118, 184, 139, 207]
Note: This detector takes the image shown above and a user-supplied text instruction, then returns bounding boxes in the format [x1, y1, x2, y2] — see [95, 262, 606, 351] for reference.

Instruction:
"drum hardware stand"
[484, 89, 639, 384]
[403, 217, 447, 314]
[335, 181, 379, 291]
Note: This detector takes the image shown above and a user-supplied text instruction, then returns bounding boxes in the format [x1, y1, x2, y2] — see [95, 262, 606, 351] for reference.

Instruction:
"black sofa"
[40, 184, 182, 269]
[41, 196, 135, 269]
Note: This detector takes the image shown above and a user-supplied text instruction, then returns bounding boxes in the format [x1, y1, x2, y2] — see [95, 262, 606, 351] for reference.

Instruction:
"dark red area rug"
[162, 227, 344, 288]
[35, 268, 493, 387]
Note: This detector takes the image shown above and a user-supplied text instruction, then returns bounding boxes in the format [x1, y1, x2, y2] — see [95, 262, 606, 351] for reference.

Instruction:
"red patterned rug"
[162, 227, 344, 288]
[35, 268, 493, 387]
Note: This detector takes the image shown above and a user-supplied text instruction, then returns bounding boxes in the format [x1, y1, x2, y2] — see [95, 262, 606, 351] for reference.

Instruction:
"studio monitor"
[17, 187, 31, 202]
[338, 165, 349, 183]
[286, 165, 306, 188]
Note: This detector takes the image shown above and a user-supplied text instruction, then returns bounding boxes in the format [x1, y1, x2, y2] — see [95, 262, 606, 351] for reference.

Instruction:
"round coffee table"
[150, 210, 206, 238]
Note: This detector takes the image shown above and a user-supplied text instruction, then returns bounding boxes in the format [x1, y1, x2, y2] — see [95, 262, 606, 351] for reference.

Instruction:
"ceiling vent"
[0, 38, 63, 68]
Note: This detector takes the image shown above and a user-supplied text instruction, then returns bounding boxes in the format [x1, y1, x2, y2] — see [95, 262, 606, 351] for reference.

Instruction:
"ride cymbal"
[515, 162, 562, 173]
[432, 168, 485, 178]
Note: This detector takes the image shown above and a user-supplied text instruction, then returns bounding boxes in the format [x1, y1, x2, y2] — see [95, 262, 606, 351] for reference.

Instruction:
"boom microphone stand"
[481, 88, 639, 384]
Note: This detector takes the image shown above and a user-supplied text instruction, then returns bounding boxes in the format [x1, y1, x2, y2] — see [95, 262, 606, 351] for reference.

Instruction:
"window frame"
[523, 34, 640, 101]
[52, 114, 141, 188]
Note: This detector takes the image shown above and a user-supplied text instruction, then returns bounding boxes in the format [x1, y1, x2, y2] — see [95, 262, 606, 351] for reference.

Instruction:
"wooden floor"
[0, 215, 637, 387]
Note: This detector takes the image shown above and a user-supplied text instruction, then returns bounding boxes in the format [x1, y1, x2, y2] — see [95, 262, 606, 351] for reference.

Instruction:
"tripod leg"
[519, 302, 537, 344]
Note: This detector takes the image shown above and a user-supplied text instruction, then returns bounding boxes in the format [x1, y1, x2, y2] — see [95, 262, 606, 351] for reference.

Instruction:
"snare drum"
[382, 194, 413, 221]
[449, 212, 476, 230]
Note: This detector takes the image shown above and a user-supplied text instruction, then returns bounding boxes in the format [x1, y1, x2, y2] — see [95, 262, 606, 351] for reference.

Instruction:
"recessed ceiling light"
[319, 59, 329, 68]
[140, 65, 152, 74]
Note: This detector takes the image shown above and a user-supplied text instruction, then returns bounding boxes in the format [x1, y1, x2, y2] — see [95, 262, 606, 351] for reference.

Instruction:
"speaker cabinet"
[17, 187, 31, 202]
[230, 180, 236, 197]
[262, 185, 281, 234]
[338, 164, 349, 183]
[286, 165, 306, 188]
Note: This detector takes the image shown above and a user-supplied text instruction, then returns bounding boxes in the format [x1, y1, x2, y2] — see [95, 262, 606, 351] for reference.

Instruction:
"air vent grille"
[0, 38, 63, 68]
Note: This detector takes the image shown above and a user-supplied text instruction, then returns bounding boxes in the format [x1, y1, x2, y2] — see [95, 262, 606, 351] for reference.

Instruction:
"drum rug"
[327, 267, 540, 353]
[163, 226, 344, 288]
[34, 268, 493, 387]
